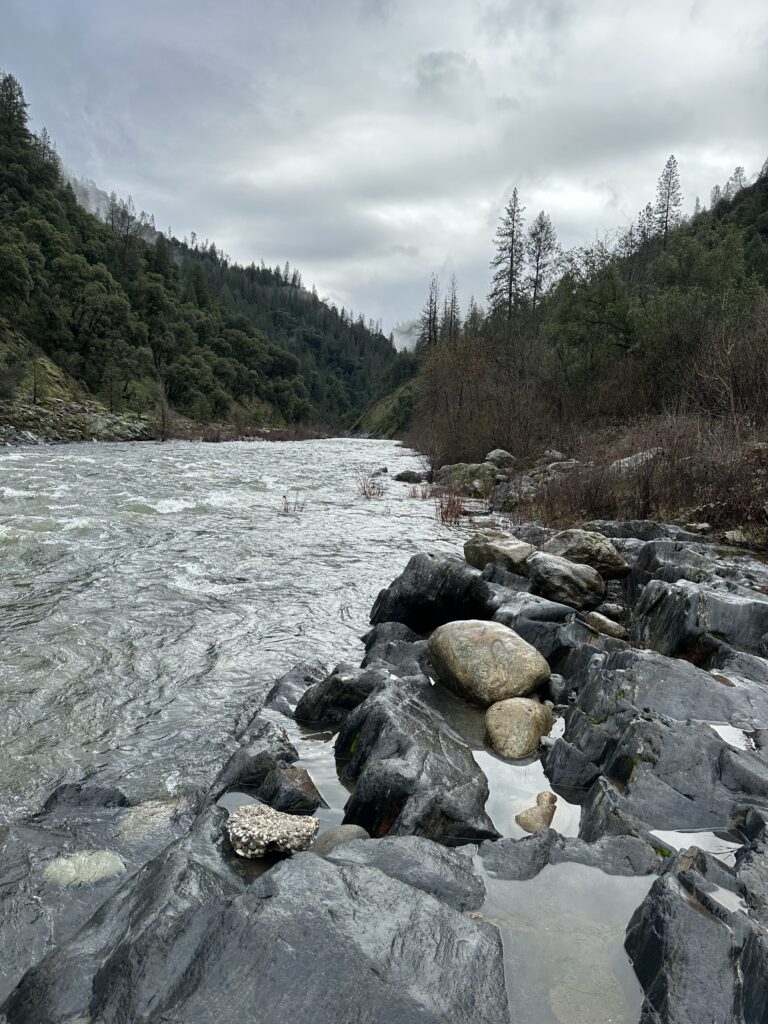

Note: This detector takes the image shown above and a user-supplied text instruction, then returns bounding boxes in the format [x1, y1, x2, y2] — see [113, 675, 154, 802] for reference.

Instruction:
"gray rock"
[209, 718, 298, 798]
[370, 553, 498, 633]
[608, 447, 664, 473]
[480, 828, 663, 880]
[257, 765, 327, 814]
[428, 619, 550, 706]
[394, 469, 426, 483]
[464, 531, 534, 573]
[263, 660, 327, 716]
[541, 528, 630, 578]
[626, 845, 768, 1024]
[294, 663, 391, 726]
[633, 578, 768, 656]
[485, 698, 554, 758]
[326, 836, 486, 911]
[584, 611, 629, 639]
[310, 824, 371, 856]
[595, 602, 625, 622]
[485, 448, 516, 469]
[335, 676, 500, 844]
[226, 804, 319, 858]
[526, 551, 605, 610]
[434, 461, 498, 496]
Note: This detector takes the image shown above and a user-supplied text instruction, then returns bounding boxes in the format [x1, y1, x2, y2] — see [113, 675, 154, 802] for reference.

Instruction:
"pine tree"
[728, 166, 747, 195]
[463, 296, 484, 339]
[526, 211, 558, 316]
[440, 273, 461, 344]
[0, 72, 29, 144]
[489, 188, 525, 321]
[418, 273, 440, 349]
[638, 203, 656, 243]
[760, 157, 768, 181]
[710, 184, 723, 207]
[654, 155, 682, 248]
[693, 196, 702, 217]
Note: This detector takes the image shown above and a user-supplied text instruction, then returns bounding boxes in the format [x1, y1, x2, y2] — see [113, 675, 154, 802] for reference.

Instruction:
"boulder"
[525, 551, 606, 610]
[370, 553, 497, 633]
[310, 824, 370, 856]
[326, 836, 486, 911]
[394, 469, 426, 483]
[209, 718, 298, 798]
[294, 663, 391, 726]
[263, 660, 327, 716]
[257, 765, 326, 814]
[225, 804, 319, 858]
[485, 698, 554, 758]
[434, 461, 498, 496]
[335, 676, 500, 844]
[428, 619, 550, 706]
[584, 611, 628, 640]
[485, 448, 516, 469]
[633, 578, 768, 657]
[515, 792, 557, 833]
[626, 846, 768, 1024]
[464, 531, 534, 573]
[541, 528, 630, 578]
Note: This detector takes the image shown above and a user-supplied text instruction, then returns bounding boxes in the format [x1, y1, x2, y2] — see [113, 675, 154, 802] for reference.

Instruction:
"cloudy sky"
[4, 0, 767, 340]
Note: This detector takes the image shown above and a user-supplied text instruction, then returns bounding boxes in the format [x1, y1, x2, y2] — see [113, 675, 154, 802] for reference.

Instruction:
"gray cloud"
[3, 0, 767, 330]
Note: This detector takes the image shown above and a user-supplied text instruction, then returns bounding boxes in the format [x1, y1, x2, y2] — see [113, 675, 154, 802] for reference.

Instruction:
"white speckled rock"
[226, 804, 319, 858]
[428, 619, 550, 707]
[485, 698, 554, 758]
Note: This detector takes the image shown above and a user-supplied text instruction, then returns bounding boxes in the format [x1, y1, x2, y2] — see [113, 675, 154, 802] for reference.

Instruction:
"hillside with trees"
[0, 70, 413, 434]
[404, 154, 768, 478]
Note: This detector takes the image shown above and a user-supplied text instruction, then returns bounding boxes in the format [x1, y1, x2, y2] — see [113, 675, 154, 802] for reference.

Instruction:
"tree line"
[0, 70, 413, 426]
[412, 153, 768, 463]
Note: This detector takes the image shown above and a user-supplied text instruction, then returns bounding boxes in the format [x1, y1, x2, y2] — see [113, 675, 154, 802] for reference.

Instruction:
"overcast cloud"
[4, 0, 767, 338]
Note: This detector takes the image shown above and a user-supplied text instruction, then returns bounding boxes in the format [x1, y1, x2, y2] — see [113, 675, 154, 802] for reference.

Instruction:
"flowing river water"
[0, 437, 649, 1023]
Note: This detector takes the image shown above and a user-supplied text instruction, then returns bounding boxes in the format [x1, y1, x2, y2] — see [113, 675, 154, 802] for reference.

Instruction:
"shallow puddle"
[650, 827, 743, 866]
[479, 860, 652, 1024]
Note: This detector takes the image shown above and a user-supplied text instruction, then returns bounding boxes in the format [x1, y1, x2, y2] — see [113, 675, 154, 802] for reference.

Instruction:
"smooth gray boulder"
[335, 676, 500, 844]
[526, 551, 606, 610]
[541, 528, 630, 578]
[584, 610, 628, 639]
[485, 448, 516, 469]
[295, 663, 391, 726]
[370, 553, 497, 633]
[326, 836, 486, 911]
[263, 660, 327, 716]
[428, 619, 550, 706]
[464, 531, 534, 573]
[626, 844, 768, 1024]
[480, 828, 663, 880]
[485, 698, 554, 758]
[257, 765, 327, 813]
[633, 578, 768, 657]
[310, 824, 370, 856]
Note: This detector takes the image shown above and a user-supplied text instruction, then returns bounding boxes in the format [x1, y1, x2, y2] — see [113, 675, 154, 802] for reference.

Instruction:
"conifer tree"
[418, 273, 440, 349]
[440, 273, 461, 344]
[526, 211, 558, 316]
[654, 155, 682, 248]
[489, 188, 525, 321]
[0, 72, 29, 144]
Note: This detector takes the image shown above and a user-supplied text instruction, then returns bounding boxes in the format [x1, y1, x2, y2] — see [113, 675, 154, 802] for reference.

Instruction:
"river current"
[0, 437, 458, 825]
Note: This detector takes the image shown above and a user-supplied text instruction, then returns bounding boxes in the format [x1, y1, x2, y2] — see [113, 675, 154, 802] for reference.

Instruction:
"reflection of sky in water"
[480, 860, 652, 1024]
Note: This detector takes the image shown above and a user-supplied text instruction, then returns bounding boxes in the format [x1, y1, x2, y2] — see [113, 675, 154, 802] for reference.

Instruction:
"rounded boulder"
[485, 698, 555, 759]
[427, 619, 550, 707]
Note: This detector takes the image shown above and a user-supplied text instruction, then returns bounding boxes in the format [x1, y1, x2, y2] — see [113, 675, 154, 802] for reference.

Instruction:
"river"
[0, 437, 457, 825]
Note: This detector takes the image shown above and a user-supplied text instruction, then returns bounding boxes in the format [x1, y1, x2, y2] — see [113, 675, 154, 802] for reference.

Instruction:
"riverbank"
[1, 466, 767, 1020]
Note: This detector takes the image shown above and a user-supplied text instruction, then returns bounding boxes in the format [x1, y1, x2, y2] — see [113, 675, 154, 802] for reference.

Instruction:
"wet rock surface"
[4, 507, 768, 1023]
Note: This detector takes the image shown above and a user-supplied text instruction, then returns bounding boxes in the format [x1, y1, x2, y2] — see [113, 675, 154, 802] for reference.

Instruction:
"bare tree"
[418, 273, 440, 349]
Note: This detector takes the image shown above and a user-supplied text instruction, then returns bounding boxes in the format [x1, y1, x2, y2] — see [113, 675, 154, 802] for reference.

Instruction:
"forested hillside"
[402, 156, 768, 464]
[0, 71, 413, 429]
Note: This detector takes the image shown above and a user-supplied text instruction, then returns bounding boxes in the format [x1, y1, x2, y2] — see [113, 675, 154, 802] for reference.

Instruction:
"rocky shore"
[0, 397, 151, 445]
[2, 510, 768, 1022]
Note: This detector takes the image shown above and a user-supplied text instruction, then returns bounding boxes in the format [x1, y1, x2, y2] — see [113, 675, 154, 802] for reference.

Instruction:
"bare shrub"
[354, 467, 385, 499]
[434, 485, 464, 526]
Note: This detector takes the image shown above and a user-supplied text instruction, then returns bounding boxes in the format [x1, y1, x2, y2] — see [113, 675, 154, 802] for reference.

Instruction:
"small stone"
[515, 792, 557, 833]
[225, 804, 319, 859]
[585, 611, 629, 640]
[311, 824, 371, 856]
